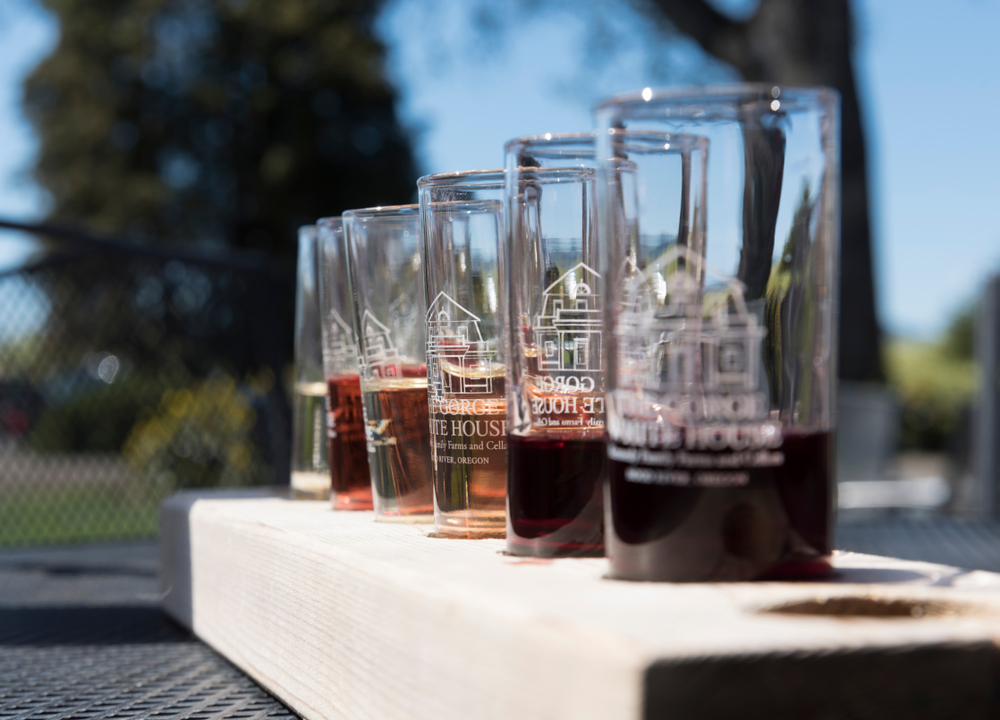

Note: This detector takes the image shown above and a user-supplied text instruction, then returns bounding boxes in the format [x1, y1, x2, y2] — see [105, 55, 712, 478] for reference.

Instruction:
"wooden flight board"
[160, 490, 1000, 720]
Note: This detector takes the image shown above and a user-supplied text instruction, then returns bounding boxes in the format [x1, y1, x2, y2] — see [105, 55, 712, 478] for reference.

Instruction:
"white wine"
[291, 381, 330, 499]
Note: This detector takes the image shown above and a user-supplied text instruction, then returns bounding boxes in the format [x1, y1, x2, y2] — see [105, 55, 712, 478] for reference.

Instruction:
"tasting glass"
[344, 205, 433, 522]
[291, 224, 331, 499]
[595, 84, 839, 581]
[317, 217, 373, 510]
[418, 170, 507, 538]
[504, 133, 607, 557]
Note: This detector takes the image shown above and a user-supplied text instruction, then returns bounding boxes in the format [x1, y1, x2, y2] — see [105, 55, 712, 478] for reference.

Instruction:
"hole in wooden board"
[763, 596, 973, 619]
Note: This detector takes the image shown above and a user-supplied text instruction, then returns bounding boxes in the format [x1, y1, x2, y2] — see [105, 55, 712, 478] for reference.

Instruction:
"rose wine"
[506, 433, 606, 557]
[361, 375, 433, 521]
[606, 429, 833, 581]
[291, 381, 330, 500]
[326, 374, 372, 510]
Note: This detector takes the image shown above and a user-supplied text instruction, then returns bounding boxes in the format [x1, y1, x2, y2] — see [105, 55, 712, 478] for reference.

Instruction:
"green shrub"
[885, 307, 976, 450]
[27, 373, 168, 453]
[122, 371, 273, 491]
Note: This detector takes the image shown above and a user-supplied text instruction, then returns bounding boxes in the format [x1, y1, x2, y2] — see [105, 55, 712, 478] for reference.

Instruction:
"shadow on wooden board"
[644, 642, 1000, 720]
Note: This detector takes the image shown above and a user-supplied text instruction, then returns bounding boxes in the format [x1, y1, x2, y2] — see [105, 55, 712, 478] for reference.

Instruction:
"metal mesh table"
[5, 515, 1000, 719]
[0, 543, 299, 720]
[838, 514, 1000, 573]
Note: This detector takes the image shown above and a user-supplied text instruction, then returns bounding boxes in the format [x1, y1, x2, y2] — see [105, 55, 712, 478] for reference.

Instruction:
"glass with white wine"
[291, 224, 331, 499]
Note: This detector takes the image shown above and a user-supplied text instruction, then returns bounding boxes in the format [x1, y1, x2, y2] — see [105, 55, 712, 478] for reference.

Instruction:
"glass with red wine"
[503, 133, 612, 557]
[595, 85, 839, 581]
[343, 205, 433, 522]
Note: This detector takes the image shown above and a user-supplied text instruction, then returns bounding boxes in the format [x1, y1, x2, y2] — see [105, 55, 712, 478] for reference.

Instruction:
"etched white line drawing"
[360, 308, 404, 379]
[619, 245, 765, 392]
[533, 262, 602, 373]
[426, 292, 497, 397]
[325, 308, 360, 368]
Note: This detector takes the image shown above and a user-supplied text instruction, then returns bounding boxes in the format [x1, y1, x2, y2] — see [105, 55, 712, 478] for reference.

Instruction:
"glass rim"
[605, 130, 709, 154]
[503, 131, 595, 155]
[316, 216, 342, 228]
[342, 203, 419, 220]
[425, 198, 503, 215]
[297, 224, 317, 235]
[593, 83, 839, 114]
[417, 168, 505, 189]
[513, 166, 595, 183]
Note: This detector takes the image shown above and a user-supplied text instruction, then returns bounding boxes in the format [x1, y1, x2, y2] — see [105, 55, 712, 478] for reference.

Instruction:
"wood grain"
[161, 490, 1000, 720]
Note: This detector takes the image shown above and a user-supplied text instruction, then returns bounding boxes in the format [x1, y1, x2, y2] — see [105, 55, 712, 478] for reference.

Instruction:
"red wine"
[506, 434, 605, 557]
[606, 430, 833, 581]
[326, 374, 372, 511]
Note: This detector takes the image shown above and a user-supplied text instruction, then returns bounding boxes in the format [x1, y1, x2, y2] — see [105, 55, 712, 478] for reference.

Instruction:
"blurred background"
[0, 0, 997, 554]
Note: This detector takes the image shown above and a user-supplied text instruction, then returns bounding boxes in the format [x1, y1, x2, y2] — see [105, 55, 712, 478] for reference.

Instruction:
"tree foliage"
[943, 305, 975, 361]
[440, 0, 882, 383]
[884, 304, 979, 450]
[636, 0, 882, 382]
[23, 0, 419, 259]
[13, 0, 422, 476]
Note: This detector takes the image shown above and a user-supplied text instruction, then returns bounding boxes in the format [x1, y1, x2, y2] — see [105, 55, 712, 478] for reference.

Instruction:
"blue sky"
[857, 0, 1000, 338]
[0, 0, 55, 268]
[0, 0, 997, 339]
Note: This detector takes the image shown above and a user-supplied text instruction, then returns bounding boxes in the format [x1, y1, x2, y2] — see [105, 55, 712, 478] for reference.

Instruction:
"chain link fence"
[0, 222, 292, 547]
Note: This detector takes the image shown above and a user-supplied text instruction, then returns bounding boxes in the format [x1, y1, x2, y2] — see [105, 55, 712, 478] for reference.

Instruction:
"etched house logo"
[533, 262, 602, 373]
[360, 309, 404, 379]
[426, 292, 496, 397]
[619, 246, 765, 393]
[325, 308, 359, 368]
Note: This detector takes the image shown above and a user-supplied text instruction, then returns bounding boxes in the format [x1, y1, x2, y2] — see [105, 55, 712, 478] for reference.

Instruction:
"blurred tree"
[886, 341, 975, 451]
[638, 0, 882, 383]
[886, 306, 978, 450]
[14, 0, 419, 483]
[23, 0, 419, 260]
[943, 304, 975, 361]
[450, 0, 881, 383]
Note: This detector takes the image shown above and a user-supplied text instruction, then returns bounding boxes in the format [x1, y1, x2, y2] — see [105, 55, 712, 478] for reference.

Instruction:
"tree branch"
[637, 0, 884, 381]
[638, 0, 752, 73]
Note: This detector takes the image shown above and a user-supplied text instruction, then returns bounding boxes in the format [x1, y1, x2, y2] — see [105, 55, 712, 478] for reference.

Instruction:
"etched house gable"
[325, 308, 359, 368]
[426, 292, 496, 396]
[618, 245, 767, 393]
[617, 272, 657, 380]
[649, 245, 707, 324]
[533, 262, 603, 373]
[700, 294, 766, 393]
[645, 246, 709, 391]
[360, 309, 403, 378]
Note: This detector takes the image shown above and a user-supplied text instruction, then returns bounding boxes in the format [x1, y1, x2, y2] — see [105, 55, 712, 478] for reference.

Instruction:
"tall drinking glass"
[595, 84, 839, 581]
[344, 205, 433, 522]
[317, 217, 373, 510]
[291, 224, 331, 499]
[504, 134, 607, 557]
[419, 170, 507, 538]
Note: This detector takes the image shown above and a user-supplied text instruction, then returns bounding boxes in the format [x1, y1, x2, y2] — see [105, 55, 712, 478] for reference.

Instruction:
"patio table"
[0, 541, 299, 720]
[6, 496, 1000, 719]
